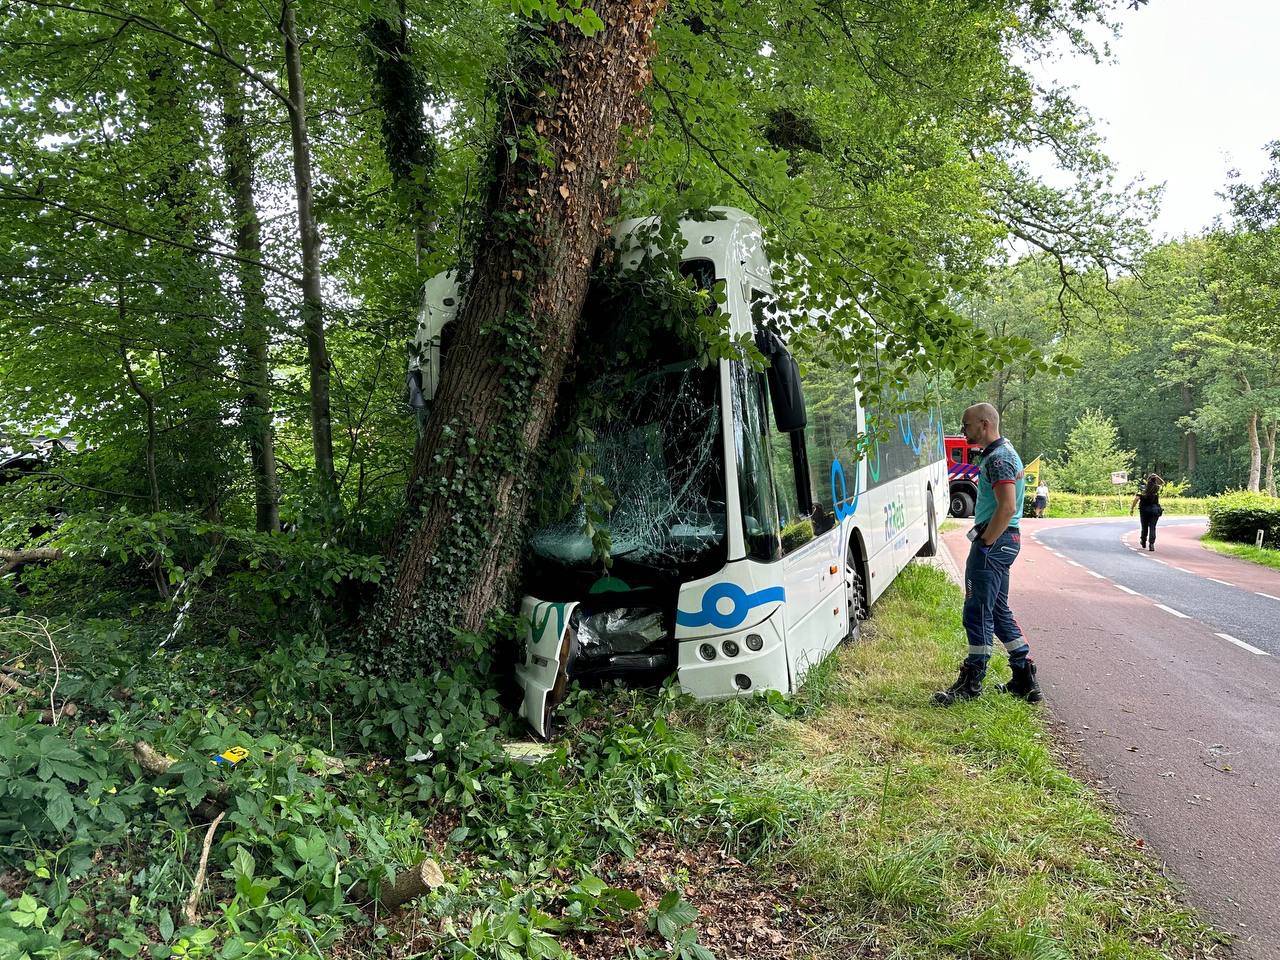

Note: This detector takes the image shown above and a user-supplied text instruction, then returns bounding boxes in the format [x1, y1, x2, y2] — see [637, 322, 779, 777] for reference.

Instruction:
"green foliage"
[779, 518, 815, 553]
[1024, 492, 1212, 519]
[1052, 410, 1135, 495]
[1207, 490, 1280, 546]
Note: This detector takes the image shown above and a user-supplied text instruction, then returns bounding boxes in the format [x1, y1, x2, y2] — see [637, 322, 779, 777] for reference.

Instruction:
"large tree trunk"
[220, 68, 281, 533]
[282, 0, 338, 515]
[1247, 410, 1262, 492]
[368, 0, 664, 670]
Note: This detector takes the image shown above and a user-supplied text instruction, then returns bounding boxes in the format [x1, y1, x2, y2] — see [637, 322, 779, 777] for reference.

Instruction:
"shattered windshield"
[529, 360, 724, 567]
[528, 260, 726, 573]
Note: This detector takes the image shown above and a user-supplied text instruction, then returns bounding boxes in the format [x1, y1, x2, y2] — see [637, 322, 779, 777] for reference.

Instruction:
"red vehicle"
[944, 435, 982, 518]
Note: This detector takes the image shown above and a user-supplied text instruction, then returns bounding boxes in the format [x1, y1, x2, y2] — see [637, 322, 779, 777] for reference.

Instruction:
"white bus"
[410, 208, 947, 736]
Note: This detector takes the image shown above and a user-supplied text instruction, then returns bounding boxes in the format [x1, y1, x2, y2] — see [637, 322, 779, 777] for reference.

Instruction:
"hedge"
[1207, 490, 1280, 547]
[1021, 492, 1214, 519]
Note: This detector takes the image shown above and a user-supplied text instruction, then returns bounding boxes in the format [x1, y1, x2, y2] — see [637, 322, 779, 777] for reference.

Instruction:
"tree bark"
[219, 67, 281, 533]
[1247, 410, 1262, 492]
[368, 0, 664, 669]
[1265, 418, 1277, 497]
[364, 2, 435, 265]
[1181, 383, 1197, 476]
[281, 0, 338, 515]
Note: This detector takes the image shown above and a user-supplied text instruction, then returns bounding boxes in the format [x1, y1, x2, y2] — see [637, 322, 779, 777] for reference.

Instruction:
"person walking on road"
[935, 403, 1042, 706]
[1131, 473, 1164, 551]
[1033, 480, 1049, 519]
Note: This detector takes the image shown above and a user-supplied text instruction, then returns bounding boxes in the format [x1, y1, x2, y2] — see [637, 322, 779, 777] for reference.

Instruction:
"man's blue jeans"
[962, 528, 1030, 677]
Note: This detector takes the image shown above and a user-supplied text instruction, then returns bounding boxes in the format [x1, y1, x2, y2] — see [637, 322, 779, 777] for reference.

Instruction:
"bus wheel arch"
[916, 485, 940, 557]
[844, 530, 870, 642]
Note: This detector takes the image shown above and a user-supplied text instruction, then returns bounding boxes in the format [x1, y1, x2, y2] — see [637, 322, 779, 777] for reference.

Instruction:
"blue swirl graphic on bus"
[676, 582, 786, 630]
[830, 457, 861, 522]
[899, 411, 924, 456]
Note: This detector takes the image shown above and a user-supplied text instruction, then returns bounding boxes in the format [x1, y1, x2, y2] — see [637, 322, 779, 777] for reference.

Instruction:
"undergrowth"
[1, 566, 1227, 959]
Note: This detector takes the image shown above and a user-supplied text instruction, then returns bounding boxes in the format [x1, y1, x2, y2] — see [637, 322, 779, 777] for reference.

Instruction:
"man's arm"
[982, 483, 1018, 545]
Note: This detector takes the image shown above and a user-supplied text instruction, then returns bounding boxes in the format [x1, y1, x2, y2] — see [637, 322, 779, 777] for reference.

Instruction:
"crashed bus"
[409, 208, 947, 736]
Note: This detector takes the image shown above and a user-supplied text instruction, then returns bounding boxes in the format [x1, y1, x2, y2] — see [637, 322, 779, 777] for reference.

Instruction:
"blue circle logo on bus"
[677, 582, 786, 629]
[831, 458, 861, 522]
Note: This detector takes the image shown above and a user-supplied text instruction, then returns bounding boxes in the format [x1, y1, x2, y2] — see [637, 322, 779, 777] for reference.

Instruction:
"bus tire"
[844, 537, 869, 643]
[949, 488, 974, 519]
[916, 496, 939, 557]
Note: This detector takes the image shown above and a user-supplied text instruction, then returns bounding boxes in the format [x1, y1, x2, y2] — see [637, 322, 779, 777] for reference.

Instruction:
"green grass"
[670, 565, 1228, 959]
[1201, 536, 1280, 571]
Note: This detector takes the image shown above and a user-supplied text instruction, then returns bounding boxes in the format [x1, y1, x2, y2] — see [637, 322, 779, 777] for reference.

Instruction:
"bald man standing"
[934, 403, 1042, 705]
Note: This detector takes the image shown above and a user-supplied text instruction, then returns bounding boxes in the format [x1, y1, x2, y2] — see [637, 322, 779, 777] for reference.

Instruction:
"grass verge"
[673, 563, 1228, 959]
[1200, 536, 1280, 571]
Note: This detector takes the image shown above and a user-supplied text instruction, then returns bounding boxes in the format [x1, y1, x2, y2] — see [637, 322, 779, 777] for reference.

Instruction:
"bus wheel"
[844, 540, 868, 643]
[916, 497, 939, 557]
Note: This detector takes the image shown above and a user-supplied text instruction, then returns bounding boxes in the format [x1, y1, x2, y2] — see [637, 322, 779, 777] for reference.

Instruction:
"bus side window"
[731, 363, 783, 562]
[751, 289, 815, 554]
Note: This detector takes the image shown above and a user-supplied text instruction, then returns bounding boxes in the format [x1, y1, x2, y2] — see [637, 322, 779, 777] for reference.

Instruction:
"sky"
[1032, 0, 1280, 241]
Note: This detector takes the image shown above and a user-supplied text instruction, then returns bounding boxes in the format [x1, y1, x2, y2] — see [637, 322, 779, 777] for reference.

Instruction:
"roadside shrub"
[1207, 490, 1280, 546]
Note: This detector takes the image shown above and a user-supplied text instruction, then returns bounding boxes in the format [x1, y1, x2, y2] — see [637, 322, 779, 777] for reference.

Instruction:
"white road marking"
[1067, 560, 1082, 567]
[1150, 559, 1168, 565]
[1207, 578, 1232, 586]
[1215, 632, 1271, 656]
[1155, 603, 1190, 618]
[1257, 592, 1280, 602]
[1088, 570, 1106, 579]
[1114, 584, 1138, 595]
[1174, 567, 1192, 573]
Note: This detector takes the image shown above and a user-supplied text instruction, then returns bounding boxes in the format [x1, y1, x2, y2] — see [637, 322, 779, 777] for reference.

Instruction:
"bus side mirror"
[756, 331, 806, 432]
[406, 368, 427, 410]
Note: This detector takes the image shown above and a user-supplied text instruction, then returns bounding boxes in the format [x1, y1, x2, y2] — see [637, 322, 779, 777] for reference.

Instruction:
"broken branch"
[183, 811, 226, 927]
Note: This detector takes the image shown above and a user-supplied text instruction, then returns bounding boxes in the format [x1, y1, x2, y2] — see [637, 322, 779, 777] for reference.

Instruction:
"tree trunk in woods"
[1019, 388, 1029, 453]
[364, 2, 435, 265]
[1265, 419, 1277, 497]
[1247, 410, 1261, 492]
[367, 0, 664, 670]
[1181, 384, 1197, 476]
[220, 69, 281, 533]
[281, 0, 337, 514]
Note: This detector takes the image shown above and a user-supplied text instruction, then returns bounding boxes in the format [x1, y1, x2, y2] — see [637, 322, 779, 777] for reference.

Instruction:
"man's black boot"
[996, 658, 1042, 704]
[933, 664, 984, 705]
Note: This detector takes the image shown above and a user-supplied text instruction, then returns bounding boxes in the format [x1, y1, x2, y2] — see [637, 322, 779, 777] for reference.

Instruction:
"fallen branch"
[182, 811, 226, 927]
[0, 673, 78, 724]
[0, 547, 63, 575]
[132, 740, 176, 777]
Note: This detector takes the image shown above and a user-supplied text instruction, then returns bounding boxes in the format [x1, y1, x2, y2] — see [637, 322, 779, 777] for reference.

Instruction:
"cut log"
[378, 858, 445, 911]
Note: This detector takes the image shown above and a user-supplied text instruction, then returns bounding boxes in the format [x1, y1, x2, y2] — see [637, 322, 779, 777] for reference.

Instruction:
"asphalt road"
[942, 518, 1280, 959]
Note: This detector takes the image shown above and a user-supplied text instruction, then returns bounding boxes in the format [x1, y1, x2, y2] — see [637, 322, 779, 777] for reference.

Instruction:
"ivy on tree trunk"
[367, 0, 665, 672]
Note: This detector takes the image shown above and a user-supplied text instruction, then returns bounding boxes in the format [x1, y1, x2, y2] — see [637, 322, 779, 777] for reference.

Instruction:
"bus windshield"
[527, 262, 726, 576]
